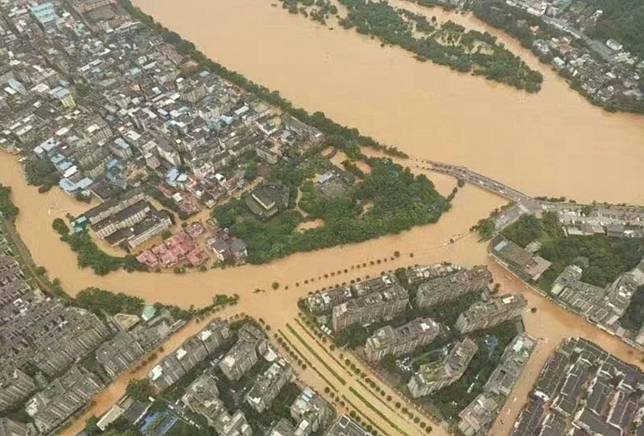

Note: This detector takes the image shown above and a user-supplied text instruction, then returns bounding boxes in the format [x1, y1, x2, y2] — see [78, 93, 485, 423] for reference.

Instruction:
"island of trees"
[277, 0, 543, 92]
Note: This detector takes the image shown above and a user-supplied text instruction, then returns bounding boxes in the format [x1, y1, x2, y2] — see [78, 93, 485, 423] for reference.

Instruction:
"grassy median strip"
[341, 394, 389, 435]
[294, 318, 349, 372]
[286, 323, 347, 385]
[355, 378, 401, 416]
[278, 329, 339, 392]
[349, 387, 410, 436]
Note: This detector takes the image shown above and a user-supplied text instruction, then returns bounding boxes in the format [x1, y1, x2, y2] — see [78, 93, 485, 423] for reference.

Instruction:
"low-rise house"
[0, 368, 37, 412]
[0, 417, 31, 436]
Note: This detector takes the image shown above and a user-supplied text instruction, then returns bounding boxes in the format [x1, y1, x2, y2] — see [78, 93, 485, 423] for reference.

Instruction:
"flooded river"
[133, 0, 644, 205]
[0, 151, 498, 304]
[0, 0, 639, 349]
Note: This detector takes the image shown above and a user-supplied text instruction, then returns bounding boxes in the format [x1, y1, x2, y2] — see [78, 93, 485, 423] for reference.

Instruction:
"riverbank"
[0, 150, 498, 305]
[133, 0, 644, 206]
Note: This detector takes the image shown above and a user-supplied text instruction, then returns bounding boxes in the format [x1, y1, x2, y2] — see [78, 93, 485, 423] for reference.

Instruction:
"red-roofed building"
[136, 250, 159, 269]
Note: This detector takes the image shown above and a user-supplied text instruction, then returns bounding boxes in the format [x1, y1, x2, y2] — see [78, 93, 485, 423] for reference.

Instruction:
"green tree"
[125, 379, 153, 401]
[52, 218, 70, 236]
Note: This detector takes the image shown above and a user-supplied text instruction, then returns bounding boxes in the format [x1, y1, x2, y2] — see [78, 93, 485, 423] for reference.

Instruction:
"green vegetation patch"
[620, 285, 644, 332]
[56, 229, 144, 275]
[0, 185, 19, 220]
[335, 0, 542, 92]
[502, 214, 644, 289]
[75, 287, 145, 316]
[23, 158, 60, 192]
[584, 0, 644, 59]
[215, 158, 449, 264]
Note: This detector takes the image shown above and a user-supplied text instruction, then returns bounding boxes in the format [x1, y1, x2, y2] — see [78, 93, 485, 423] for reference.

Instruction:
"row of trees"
[56, 227, 144, 276]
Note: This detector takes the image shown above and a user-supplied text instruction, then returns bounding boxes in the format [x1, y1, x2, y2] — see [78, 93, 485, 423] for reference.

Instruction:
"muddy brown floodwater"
[2, 0, 643, 432]
[133, 0, 644, 205]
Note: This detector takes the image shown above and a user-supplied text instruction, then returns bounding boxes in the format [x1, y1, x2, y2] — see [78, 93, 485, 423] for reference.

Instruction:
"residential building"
[1, 303, 111, 377]
[331, 284, 408, 332]
[415, 265, 491, 308]
[83, 191, 146, 225]
[512, 338, 643, 436]
[0, 418, 30, 436]
[458, 334, 537, 435]
[0, 368, 37, 412]
[305, 286, 352, 315]
[245, 358, 294, 413]
[270, 418, 296, 436]
[484, 334, 536, 396]
[149, 319, 230, 390]
[455, 295, 527, 334]
[404, 263, 463, 286]
[149, 354, 187, 392]
[489, 235, 552, 282]
[198, 318, 232, 354]
[214, 410, 252, 436]
[219, 339, 259, 382]
[352, 273, 398, 297]
[181, 374, 224, 426]
[96, 331, 145, 378]
[26, 366, 103, 434]
[364, 317, 440, 361]
[408, 338, 478, 398]
[290, 388, 334, 434]
[244, 184, 289, 219]
[458, 393, 502, 436]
